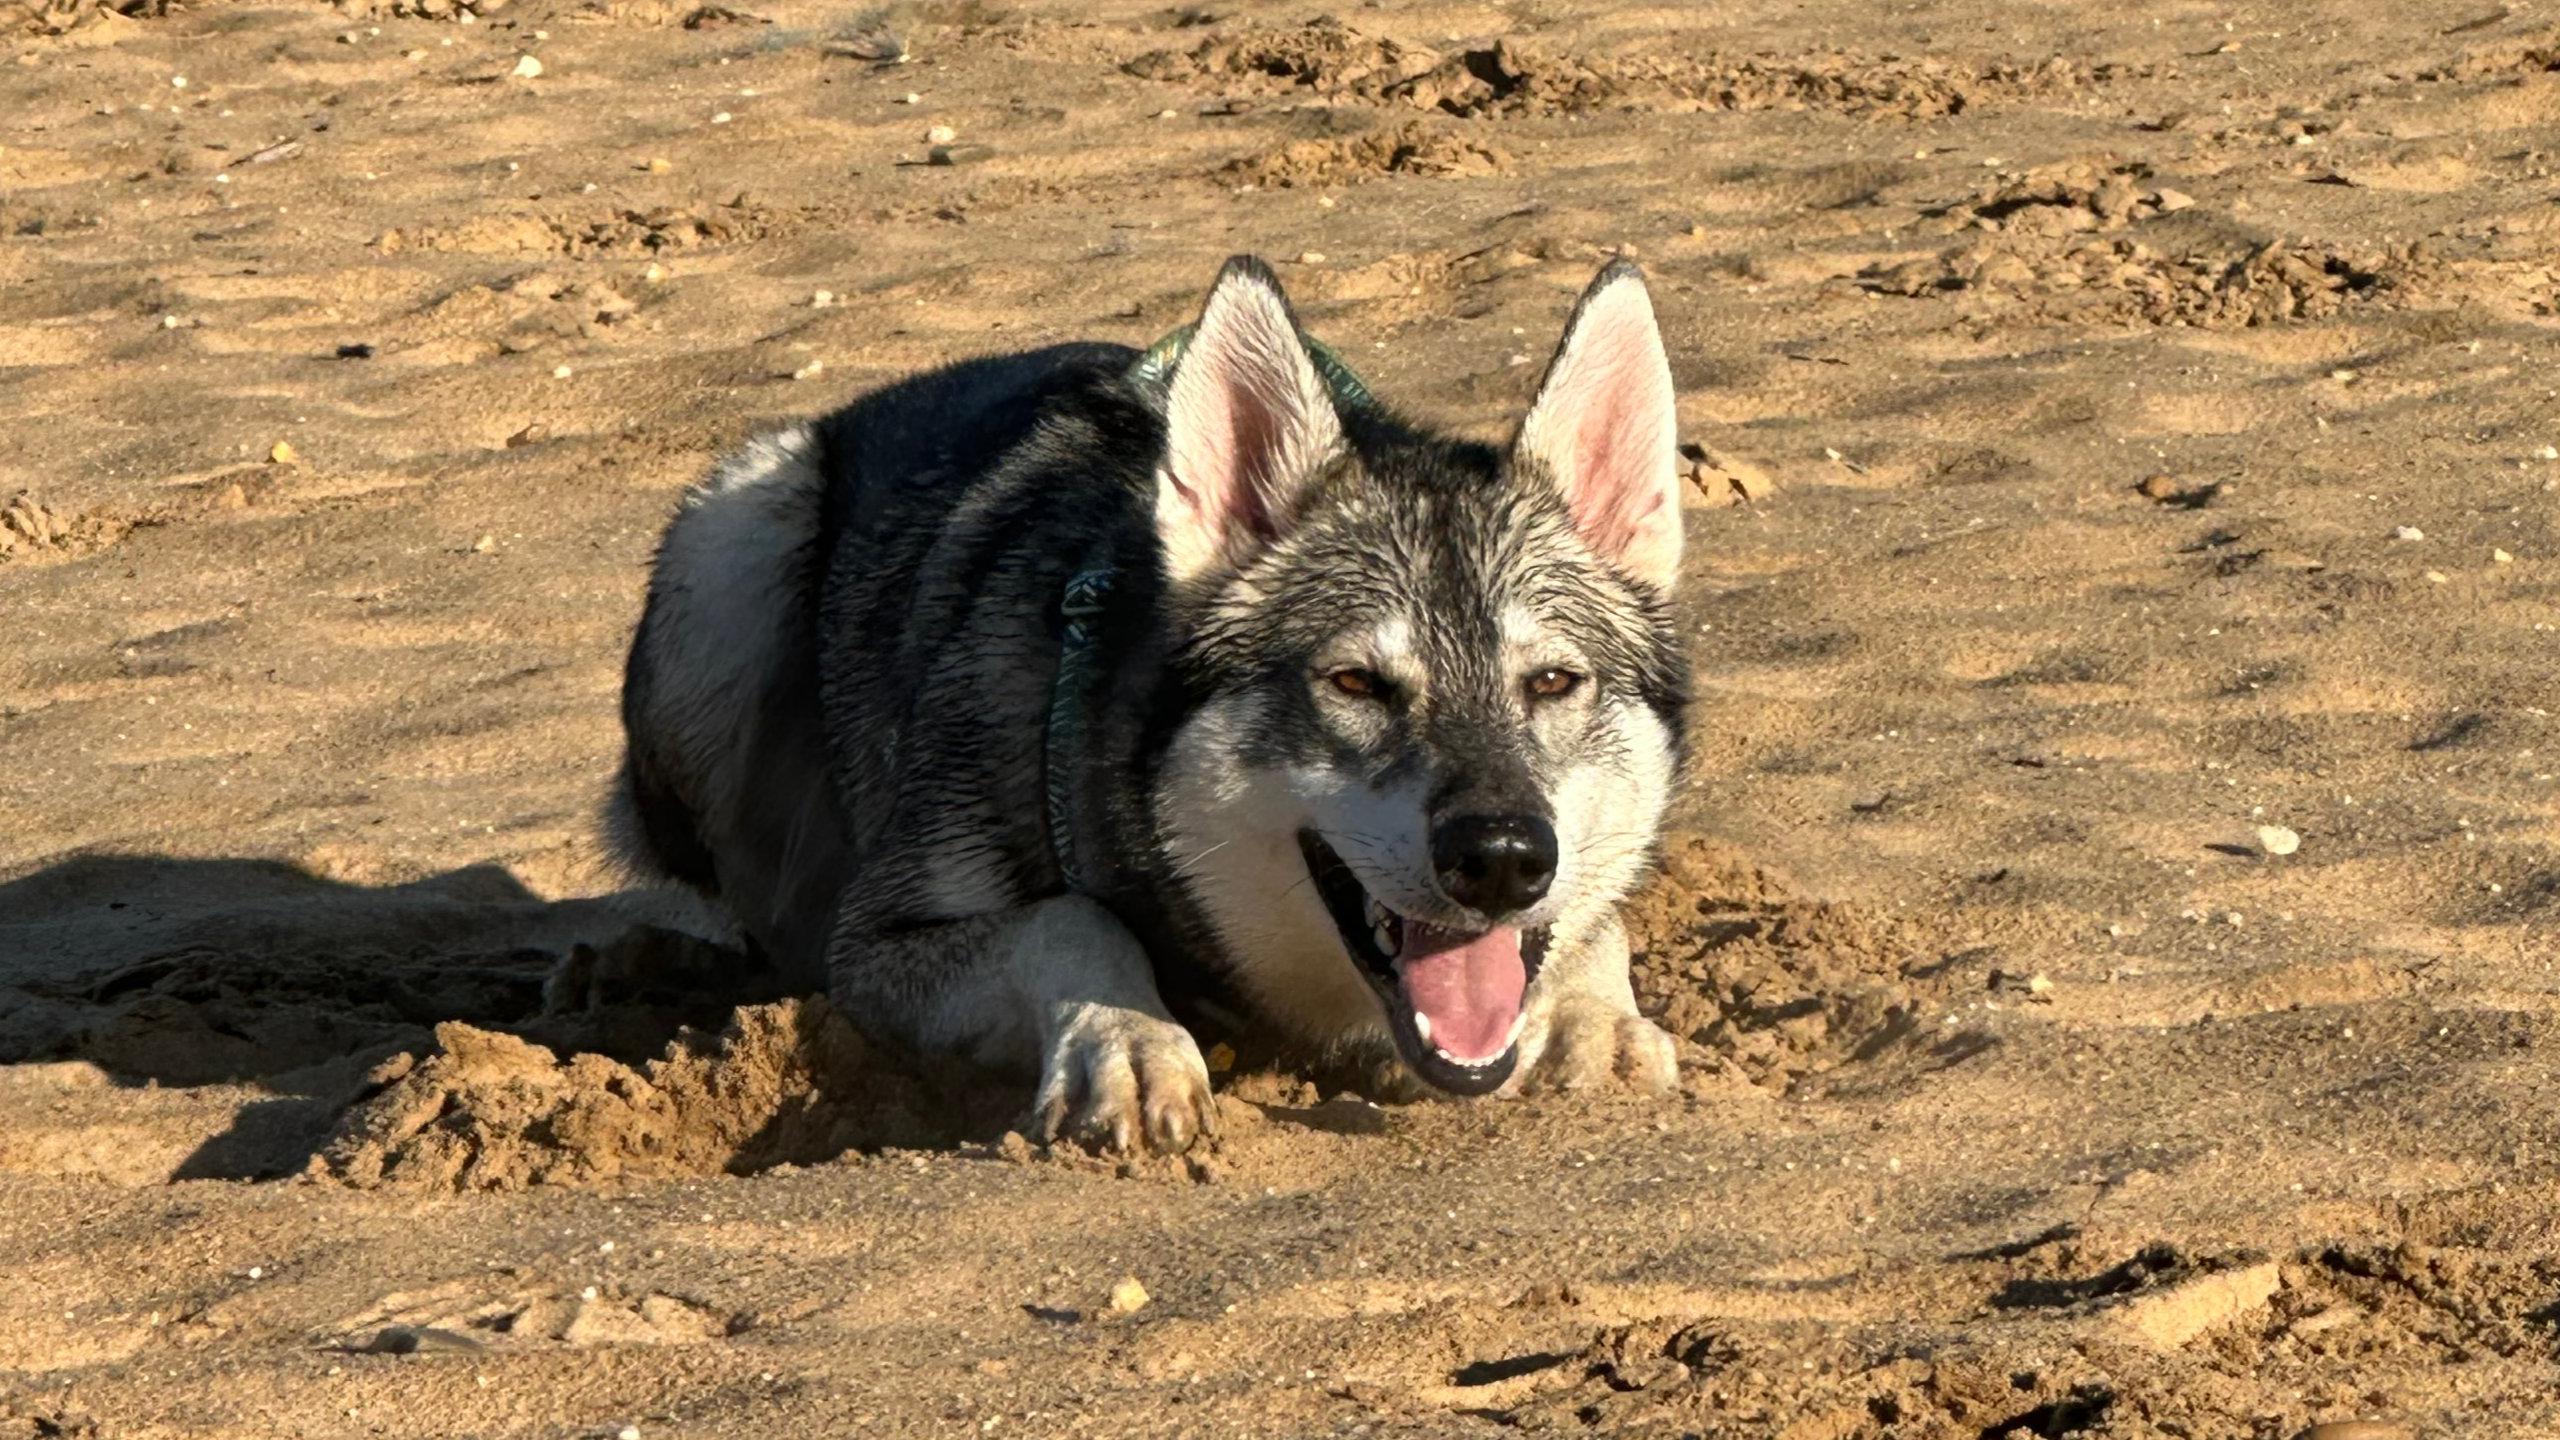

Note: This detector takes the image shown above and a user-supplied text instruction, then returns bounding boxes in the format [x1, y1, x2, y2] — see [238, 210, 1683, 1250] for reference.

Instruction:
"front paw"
[1525, 1002, 1679, 1095]
[1032, 1005, 1218, 1154]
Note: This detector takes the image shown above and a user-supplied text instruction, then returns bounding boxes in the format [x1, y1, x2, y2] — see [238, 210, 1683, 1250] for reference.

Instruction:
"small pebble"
[1108, 1276, 1150, 1314]
[712, 111, 733, 124]
[642, 262, 668, 283]
[171, 75, 188, 88]
[898, 92, 922, 105]
[2425, 571, 2448, 584]
[2300, 1424, 2413, 1440]
[925, 123, 957, 144]
[1296, 250, 1327, 264]
[511, 54, 543, 79]
[2493, 548, 2514, 564]
[928, 143, 991, 166]
[1155, 108, 1179, 119]
[471, 534, 497, 554]
[791, 360, 824, 381]
[811, 289, 833, 308]
[268, 440, 300, 466]
[2392, 526, 2423, 542]
[2255, 824, 2300, 857]
[618, 1428, 641, 1440]
[645, 157, 672, 174]
[2538, 445, 2560, 461]
[552, 364, 573, 379]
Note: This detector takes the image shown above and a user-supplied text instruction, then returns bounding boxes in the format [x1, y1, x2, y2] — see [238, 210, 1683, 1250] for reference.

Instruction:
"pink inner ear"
[1546, 330, 1671, 562]
[1169, 356, 1288, 542]
[1571, 382, 1646, 549]
[1511, 268, 1680, 588]
[1158, 268, 1346, 579]
[1219, 390, 1286, 541]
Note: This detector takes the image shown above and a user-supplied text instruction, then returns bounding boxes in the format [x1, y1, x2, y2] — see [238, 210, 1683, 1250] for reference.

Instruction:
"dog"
[609, 255, 1690, 1152]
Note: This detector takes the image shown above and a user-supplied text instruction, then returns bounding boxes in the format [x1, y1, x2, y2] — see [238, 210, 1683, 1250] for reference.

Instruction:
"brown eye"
[1328, 667, 1386, 699]
[1527, 668, 1582, 700]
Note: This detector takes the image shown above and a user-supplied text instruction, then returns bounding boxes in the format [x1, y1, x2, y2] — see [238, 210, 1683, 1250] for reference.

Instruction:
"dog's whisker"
[1167, 838, 1234, 881]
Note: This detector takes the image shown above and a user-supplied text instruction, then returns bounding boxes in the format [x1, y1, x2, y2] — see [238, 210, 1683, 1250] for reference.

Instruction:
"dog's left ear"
[1157, 256, 1346, 584]
[1514, 260, 1681, 593]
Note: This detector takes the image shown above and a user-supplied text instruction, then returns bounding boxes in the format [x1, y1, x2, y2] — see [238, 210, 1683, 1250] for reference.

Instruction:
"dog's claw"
[1032, 1005, 1215, 1155]
[1530, 1004, 1679, 1095]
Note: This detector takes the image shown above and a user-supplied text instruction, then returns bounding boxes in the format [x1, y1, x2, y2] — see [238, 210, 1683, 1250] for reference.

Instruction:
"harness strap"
[1044, 561, 1115, 896]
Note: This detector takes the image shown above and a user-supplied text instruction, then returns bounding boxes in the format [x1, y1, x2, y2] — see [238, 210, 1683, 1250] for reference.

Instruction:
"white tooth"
[1365, 896, 1388, 928]
[1503, 1013, 1527, 1051]
[1374, 921, 1399, 958]
[1412, 1011, 1432, 1046]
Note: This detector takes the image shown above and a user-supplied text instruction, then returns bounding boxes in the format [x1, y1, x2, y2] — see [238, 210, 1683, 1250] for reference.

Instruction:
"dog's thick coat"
[614, 258, 1689, 1150]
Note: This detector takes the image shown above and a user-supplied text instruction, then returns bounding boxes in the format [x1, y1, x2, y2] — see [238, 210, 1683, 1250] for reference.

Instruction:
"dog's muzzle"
[1297, 830, 1550, 1095]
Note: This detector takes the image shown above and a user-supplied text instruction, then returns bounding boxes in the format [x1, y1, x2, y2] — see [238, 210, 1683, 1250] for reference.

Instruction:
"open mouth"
[1298, 831, 1549, 1096]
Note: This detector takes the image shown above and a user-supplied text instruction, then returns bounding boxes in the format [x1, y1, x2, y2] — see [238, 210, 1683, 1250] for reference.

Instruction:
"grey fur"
[612, 257, 1691, 1150]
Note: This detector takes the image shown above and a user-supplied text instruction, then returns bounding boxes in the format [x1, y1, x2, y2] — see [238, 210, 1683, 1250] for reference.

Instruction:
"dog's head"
[1150, 256, 1689, 1095]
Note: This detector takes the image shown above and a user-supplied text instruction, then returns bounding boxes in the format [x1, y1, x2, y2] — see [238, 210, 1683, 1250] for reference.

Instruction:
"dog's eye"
[1326, 667, 1387, 700]
[1526, 668, 1582, 700]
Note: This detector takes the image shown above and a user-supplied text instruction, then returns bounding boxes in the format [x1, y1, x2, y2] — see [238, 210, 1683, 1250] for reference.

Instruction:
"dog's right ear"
[1156, 256, 1345, 584]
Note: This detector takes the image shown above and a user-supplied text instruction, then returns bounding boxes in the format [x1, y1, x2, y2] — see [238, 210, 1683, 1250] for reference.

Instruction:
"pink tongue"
[1396, 924, 1525, 1063]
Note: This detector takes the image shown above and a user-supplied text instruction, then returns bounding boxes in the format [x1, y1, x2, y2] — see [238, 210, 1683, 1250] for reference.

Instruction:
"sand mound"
[1125, 17, 1440, 101]
[0, 492, 128, 564]
[1867, 232, 2404, 328]
[1225, 121, 1510, 189]
[1440, 1227, 2557, 1436]
[285, 841, 1975, 1190]
[317, 999, 943, 1191]
[1132, 21, 2134, 120]
[1625, 831, 1964, 1092]
[323, 1278, 743, 1355]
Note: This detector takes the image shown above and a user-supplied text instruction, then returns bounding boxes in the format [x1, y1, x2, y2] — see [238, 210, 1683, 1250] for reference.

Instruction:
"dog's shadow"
[0, 851, 793, 1181]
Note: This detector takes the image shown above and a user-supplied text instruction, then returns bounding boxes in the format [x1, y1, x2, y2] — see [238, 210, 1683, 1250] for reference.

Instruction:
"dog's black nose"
[1433, 813, 1557, 917]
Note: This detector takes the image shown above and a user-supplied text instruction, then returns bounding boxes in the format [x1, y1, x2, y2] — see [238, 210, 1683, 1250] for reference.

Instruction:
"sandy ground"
[5, 0, 2560, 1434]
